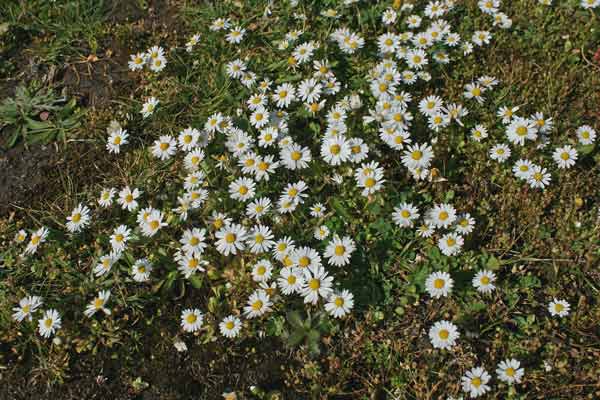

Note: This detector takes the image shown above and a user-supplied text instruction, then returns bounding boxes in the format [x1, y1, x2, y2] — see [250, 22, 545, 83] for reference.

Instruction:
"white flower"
[425, 271, 454, 299]
[247, 225, 275, 254]
[489, 143, 511, 162]
[110, 225, 131, 252]
[438, 233, 464, 256]
[132, 258, 152, 282]
[117, 186, 142, 212]
[177, 253, 208, 278]
[455, 213, 475, 235]
[548, 298, 570, 317]
[401, 143, 434, 170]
[94, 252, 120, 277]
[98, 188, 116, 208]
[321, 135, 351, 165]
[140, 209, 167, 237]
[324, 236, 356, 267]
[426, 203, 457, 228]
[272, 83, 296, 108]
[325, 290, 354, 318]
[552, 145, 578, 169]
[128, 52, 146, 71]
[151, 135, 178, 160]
[251, 259, 273, 282]
[24, 227, 49, 255]
[512, 159, 534, 180]
[576, 125, 596, 145]
[506, 117, 538, 146]
[38, 309, 61, 338]
[527, 165, 551, 189]
[229, 177, 256, 202]
[461, 367, 491, 398]
[300, 264, 334, 304]
[429, 320, 460, 349]
[226, 26, 246, 44]
[12, 295, 43, 322]
[392, 203, 420, 227]
[473, 270, 496, 293]
[243, 290, 272, 318]
[219, 315, 242, 338]
[84, 290, 111, 317]
[496, 359, 524, 384]
[141, 97, 159, 118]
[106, 128, 129, 154]
[66, 203, 91, 233]
[277, 267, 305, 295]
[181, 308, 203, 332]
[215, 224, 247, 256]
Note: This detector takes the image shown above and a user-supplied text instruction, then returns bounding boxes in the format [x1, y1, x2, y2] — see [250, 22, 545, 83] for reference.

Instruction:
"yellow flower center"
[472, 88, 481, 97]
[114, 136, 122, 145]
[71, 213, 81, 223]
[291, 151, 302, 161]
[309, 278, 320, 290]
[438, 329, 449, 340]
[255, 234, 264, 244]
[434, 279, 445, 289]
[94, 298, 104, 309]
[560, 152, 569, 160]
[225, 321, 235, 330]
[516, 126, 528, 136]
[364, 177, 376, 188]
[446, 238, 456, 247]
[257, 266, 266, 275]
[334, 245, 345, 256]
[334, 297, 344, 307]
[411, 150, 423, 160]
[298, 256, 310, 268]
[555, 303, 564, 312]
[384, 38, 393, 46]
[149, 220, 159, 230]
[225, 233, 236, 243]
[115, 234, 124, 242]
[506, 368, 515, 377]
[481, 276, 490, 285]
[186, 314, 197, 324]
[44, 318, 53, 328]
[287, 275, 297, 284]
[471, 377, 482, 388]
[258, 161, 269, 171]
[439, 211, 449, 221]
[238, 186, 248, 195]
[160, 142, 169, 151]
[251, 300, 263, 311]
[401, 210, 410, 218]
[188, 258, 199, 268]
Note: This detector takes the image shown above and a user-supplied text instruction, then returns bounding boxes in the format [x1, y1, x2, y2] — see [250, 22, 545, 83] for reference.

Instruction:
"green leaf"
[486, 256, 500, 270]
[189, 274, 203, 289]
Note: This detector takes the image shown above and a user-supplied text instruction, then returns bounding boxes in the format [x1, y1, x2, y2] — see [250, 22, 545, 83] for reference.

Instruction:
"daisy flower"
[291, 246, 322, 270]
[179, 228, 207, 254]
[229, 177, 256, 202]
[148, 55, 167, 72]
[401, 143, 434, 170]
[94, 252, 119, 277]
[300, 264, 334, 304]
[178, 127, 200, 152]
[106, 128, 128, 154]
[273, 237, 295, 262]
[461, 367, 491, 398]
[243, 290, 272, 318]
[325, 290, 354, 318]
[470, 125, 488, 142]
[177, 253, 208, 278]
[24, 227, 49, 255]
[426, 203, 457, 228]
[455, 213, 475, 235]
[141, 97, 159, 118]
[84, 290, 111, 317]
[472, 30, 492, 46]
[38, 309, 61, 338]
[506, 117, 538, 146]
[513, 159, 534, 180]
[117, 186, 142, 212]
[314, 225, 330, 241]
[438, 233, 464, 256]
[576, 125, 596, 145]
[246, 197, 272, 220]
[310, 203, 326, 218]
[392, 203, 420, 227]
[225, 59, 246, 79]
[464, 83, 486, 104]
[66, 203, 91, 233]
[132, 258, 152, 282]
[548, 298, 570, 317]
[473, 270, 496, 293]
[272, 83, 296, 108]
[98, 188, 116, 208]
[140, 209, 167, 237]
[429, 320, 460, 349]
[128, 52, 146, 71]
[219, 315, 242, 338]
[210, 17, 230, 31]
[277, 267, 304, 295]
[14, 229, 27, 243]
[181, 308, 204, 332]
[251, 259, 273, 282]
[110, 225, 131, 252]
[489, 143, 511, 162]
[246, 225, 275, 254]
[226, 26, 246, 44]
[12, 295, 43, 322]
[552, 145, 578, 169]
[184, 148, 206, 171]
[527, 165, 551, 189]
[151, 135, 177, 160]
[496, 359, 524, 384]
[425, 271, 454, 299]
[324, 236, 356, 267]
[215, 223, 247, 256]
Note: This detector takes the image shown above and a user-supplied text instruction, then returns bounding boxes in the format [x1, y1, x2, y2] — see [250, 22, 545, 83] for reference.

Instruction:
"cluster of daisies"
[128, 45, 168, 73]
[10, 0, 595, 398]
